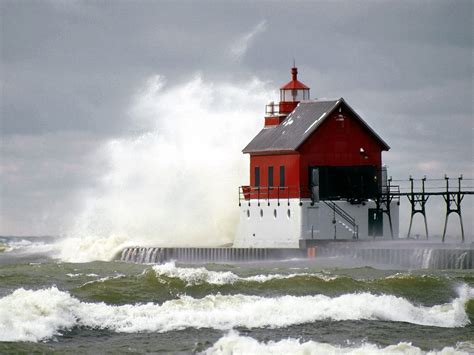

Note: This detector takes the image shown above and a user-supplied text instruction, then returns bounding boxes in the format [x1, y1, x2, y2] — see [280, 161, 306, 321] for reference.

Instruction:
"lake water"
[0, 236, 473, 354]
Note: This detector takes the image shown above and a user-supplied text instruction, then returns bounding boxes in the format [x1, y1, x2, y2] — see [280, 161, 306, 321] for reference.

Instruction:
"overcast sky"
[1, 0, 473, 238]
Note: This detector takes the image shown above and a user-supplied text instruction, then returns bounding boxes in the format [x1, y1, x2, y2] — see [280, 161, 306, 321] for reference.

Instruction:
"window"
[268, 166, 274, 187]
[279, 166, 285, 187]
[280, 89, 310, 102]
[254, 167, 260, 187]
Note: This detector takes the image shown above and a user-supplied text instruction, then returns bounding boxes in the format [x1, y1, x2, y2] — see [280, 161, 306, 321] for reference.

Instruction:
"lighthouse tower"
[234, 66, 399, 248]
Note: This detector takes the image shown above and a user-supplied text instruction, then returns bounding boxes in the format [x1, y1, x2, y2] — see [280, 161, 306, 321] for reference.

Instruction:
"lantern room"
[279, 66, 310, 115]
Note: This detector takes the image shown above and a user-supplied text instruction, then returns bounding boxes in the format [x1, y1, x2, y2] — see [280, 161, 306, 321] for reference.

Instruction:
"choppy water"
[0, 237, 473, 354]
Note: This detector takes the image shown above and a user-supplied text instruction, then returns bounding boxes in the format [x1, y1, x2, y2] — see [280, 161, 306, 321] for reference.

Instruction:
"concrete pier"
[118, 241, 474, 269]
[119, 247, 305, 264]
[301, 240, 474, 269]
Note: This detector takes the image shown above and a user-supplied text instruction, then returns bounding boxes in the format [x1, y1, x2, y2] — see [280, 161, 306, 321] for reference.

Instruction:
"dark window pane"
[279, 166, 285, 187]
[255, 167, 260, 187]
[268, 166, 274, 187]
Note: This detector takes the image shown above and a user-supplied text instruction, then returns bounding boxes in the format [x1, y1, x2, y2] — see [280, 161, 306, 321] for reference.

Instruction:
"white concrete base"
[234, 199, 399, 248]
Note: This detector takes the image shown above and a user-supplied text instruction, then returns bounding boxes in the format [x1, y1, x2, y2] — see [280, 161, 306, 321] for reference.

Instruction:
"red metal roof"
[280, 67, 310, 90]
[280, 79, 309, 90]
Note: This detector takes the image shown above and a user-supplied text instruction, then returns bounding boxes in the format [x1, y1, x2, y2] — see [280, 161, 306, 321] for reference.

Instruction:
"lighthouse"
[235, 66, 399, 247]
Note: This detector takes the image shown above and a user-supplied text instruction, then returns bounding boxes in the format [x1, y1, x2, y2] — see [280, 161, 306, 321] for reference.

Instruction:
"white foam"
[203, 331, 473, 355]
[151, 262, 337, 285]
[1, 238, 55, 254]
[0, 288, 78, 342]
[80, 274, 126, 287]
[1, 286, 472, 342]
[66, 273, 100, 279]
[152, 262, 241, 285]
[66, 273, 83, 278]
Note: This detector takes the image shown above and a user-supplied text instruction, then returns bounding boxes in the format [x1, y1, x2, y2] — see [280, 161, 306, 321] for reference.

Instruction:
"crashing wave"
[0, 285, 472, 342]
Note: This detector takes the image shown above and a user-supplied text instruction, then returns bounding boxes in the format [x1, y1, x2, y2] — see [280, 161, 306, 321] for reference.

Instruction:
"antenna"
[293, 58, 296, 68]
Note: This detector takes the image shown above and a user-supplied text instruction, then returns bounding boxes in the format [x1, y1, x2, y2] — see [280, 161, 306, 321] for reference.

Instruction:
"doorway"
[368, 208, 383, 236]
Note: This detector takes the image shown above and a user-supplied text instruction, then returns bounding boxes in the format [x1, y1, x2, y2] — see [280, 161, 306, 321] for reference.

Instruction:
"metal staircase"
[322, 200, 359, 239]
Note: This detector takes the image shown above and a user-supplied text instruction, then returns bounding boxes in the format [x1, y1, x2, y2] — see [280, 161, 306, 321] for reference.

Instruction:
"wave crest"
[1, 285, 472, 342]
[203, 331, 473, 355]
[152, 261, 336, 285]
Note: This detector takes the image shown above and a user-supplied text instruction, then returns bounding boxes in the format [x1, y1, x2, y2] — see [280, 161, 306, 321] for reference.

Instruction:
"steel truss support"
[442, 176, 465, 243]
[376, 177, 398, 239]
[407, 177, 429, 239]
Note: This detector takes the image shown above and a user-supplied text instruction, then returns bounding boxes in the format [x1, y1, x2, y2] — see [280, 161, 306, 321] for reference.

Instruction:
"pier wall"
[119, 247, 305, 264]
[308, 242, 473, 269]
[118, 243, 473, 269]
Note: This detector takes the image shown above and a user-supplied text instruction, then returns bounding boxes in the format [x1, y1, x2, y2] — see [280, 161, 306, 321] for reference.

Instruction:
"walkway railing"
[265, 102, 280, 116]
[387, 176, 473, 242]
[239, 185, 312, 206]
[239, 176, 473, 242]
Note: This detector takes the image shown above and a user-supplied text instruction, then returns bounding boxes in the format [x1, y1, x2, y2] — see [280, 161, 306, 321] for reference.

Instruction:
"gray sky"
[1, 0, 473, 238]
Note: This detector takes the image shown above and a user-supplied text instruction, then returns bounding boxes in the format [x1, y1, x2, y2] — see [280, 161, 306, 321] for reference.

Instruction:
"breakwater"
[119, 247, 305, 264]
[119, 241, 474, 269]
[309, 241, 474, 269]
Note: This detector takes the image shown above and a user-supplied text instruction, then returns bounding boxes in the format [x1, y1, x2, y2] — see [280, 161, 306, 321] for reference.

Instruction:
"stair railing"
[322, 200, 359, 239]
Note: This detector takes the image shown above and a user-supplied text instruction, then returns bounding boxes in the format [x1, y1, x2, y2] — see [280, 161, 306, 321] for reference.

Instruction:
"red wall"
[248, 154, 301, 198]
[250, 154, 300, 186]
[298, 105, 385, 189]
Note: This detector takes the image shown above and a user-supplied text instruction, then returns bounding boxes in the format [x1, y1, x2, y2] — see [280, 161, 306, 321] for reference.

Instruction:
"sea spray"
[1, 285, 472, 342]
[56, 75, 274, 262]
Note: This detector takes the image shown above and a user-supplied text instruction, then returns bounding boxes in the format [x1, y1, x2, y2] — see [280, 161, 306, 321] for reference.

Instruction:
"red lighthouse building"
[235, 67, 398, 247]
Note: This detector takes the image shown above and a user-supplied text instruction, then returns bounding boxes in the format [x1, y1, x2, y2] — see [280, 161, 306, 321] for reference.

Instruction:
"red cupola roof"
[280, 67, 309, 90]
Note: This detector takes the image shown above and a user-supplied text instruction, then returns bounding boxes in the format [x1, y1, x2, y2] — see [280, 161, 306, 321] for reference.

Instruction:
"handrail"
[323, 200, 354, 226]
[322, 200, 359, 239]
[265, 102, 280, 116]
[238, 185, 312, 204]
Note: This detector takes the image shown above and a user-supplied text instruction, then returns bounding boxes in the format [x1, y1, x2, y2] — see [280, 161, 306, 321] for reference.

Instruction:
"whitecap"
[151, 261, 338, 285]
[0, 285, 471, 342]
[203, 331, 473, 355]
